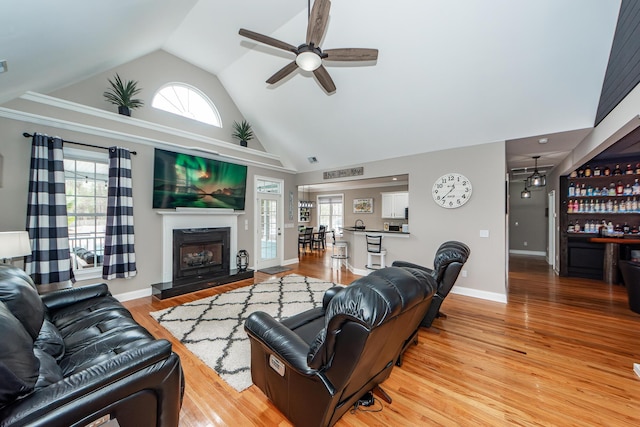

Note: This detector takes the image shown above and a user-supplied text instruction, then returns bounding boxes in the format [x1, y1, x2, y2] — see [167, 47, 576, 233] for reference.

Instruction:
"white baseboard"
[451, 285, 507, 304]
[282, 258, 299, 266]
[114, 287, 152, 302]
[509, 249, 546, 257]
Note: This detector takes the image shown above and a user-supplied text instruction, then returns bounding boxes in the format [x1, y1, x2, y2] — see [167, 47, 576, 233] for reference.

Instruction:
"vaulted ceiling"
[0, 1, 622, 173]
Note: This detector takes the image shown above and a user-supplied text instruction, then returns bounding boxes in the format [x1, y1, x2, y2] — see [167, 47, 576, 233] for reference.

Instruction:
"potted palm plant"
[103, 73, 144, 116]
[232, 120, 254, 147]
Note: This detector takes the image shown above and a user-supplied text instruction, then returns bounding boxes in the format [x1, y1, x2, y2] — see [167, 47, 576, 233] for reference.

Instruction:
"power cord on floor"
[350, 392, 384, 414]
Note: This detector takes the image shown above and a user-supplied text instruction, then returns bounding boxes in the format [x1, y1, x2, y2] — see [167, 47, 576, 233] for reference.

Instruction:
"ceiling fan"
[238, 0, 378, 94]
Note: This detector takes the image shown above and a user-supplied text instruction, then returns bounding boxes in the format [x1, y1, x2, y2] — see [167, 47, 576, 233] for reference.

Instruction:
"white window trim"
[152, 82, 222, 127]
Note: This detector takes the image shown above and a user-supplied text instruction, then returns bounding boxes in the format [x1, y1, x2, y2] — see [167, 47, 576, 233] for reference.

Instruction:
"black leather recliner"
[0, 264, 184, 427]
[244, 266, 436, 427]
[618, 260, 640, 313]
[393, 240, 470, 327]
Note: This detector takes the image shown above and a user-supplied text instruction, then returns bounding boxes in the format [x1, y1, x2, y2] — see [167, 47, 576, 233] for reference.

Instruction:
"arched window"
[152, 83, 222, 127]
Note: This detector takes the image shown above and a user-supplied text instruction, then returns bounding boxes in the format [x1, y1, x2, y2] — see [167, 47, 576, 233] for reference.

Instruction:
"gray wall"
[0, 51, 297, 297]
[303, 184, 408, 231]
[509, 182, 547, 253]
[297, 142, 508, 298]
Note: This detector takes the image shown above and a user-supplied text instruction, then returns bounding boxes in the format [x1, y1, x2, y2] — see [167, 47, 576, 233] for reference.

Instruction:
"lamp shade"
[0, 231, 31, 259]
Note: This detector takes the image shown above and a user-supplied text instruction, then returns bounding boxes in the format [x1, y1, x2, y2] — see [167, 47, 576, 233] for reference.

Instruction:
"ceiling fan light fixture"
[296, 51, 322, 71]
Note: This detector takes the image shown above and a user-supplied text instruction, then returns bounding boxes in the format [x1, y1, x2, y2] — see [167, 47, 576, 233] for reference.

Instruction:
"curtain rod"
[22, 132, 137, 155]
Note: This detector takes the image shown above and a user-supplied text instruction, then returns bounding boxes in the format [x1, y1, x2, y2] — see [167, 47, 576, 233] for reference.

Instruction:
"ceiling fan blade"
[324, 48, 379, 61]
[239, 28, 297, 53]
[266, 61, 299, 85]
[306, 0, 331, 46]
[313, 65, 336, 93]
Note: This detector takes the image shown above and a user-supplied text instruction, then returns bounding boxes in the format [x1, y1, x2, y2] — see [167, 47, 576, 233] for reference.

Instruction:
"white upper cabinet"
[381, 192, 408, 219]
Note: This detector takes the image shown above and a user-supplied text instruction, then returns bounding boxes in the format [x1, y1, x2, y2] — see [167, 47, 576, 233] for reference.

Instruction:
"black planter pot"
[118, 106, 131, 116]
[240, 140, 248, 147]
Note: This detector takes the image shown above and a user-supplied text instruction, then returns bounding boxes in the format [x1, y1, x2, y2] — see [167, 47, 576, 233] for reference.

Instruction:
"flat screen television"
[153, 148, 248, 210]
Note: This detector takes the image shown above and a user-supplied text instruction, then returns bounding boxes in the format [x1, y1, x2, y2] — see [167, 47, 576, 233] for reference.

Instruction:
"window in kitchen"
[318, 194, 344, 235]
[152, 82, 222, 127]
[64, 148, 109, 279]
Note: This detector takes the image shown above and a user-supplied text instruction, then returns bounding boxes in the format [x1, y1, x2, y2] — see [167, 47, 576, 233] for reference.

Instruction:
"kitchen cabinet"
[381, 192, 408, 219]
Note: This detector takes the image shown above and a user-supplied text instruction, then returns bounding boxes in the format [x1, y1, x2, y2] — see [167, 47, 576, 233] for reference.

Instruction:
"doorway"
[255, 177, 284, 270]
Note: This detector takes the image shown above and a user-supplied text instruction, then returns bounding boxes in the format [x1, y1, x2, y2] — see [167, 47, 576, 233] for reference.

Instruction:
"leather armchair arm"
[40, 283, 111, 311]
[322, 286, 344, 310]
[392, 261, 435, 275]
[245, 311, 315, 375]
[0, 339, 179, 427]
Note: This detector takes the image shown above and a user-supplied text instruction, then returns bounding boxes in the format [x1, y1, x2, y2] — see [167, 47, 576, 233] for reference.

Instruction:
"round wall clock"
[432, 173, 473, 208]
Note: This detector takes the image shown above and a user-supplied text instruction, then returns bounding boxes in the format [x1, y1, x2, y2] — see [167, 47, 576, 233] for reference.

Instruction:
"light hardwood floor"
[124, 251, 640, 426]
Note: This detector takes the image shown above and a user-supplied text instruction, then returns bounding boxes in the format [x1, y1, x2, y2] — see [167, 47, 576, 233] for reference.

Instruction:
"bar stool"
[366, 235, 386, 270]
[331, 230, 349, 269]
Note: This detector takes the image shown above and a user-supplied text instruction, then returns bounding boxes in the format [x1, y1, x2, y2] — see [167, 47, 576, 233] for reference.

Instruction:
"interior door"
[255, 178, 283, 270]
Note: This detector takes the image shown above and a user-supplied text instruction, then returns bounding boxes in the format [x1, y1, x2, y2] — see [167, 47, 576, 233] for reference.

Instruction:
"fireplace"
[152, 210, 253, 300]
[173, 227, 230, 283]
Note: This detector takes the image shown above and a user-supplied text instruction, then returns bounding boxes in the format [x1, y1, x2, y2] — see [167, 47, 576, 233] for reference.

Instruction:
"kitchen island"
[341, 228, 410, 275]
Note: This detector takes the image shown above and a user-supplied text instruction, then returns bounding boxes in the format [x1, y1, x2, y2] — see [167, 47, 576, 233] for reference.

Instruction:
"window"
[152, 83, 222, 127]
[64, 148, 109, 276]
[318, 194, 344, 234]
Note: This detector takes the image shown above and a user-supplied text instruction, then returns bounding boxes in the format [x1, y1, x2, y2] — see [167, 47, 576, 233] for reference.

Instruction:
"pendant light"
[521, 181, 531, 199]
[526, 155, 547, 188]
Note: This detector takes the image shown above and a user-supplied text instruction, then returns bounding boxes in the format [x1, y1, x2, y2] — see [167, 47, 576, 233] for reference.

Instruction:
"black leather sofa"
[0, 264, 183, 427]
[245, 266, 436, 427]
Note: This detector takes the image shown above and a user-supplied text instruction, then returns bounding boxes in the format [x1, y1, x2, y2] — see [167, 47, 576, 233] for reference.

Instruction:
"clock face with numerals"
[432, 173, 473, 208]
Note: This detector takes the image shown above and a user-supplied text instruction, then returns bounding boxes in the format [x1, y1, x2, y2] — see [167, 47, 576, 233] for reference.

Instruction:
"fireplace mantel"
[157, 209, 241, 282]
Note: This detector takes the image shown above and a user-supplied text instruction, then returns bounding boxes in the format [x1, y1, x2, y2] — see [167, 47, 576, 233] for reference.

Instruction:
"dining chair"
[298, 227, 313, 254]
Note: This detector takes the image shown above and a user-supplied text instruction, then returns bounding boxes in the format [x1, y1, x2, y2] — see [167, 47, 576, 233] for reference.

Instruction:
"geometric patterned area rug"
[150, 274, 337, 392]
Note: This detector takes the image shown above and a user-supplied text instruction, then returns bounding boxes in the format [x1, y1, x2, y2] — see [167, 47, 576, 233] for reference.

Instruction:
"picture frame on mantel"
[353, 198, 373, 214]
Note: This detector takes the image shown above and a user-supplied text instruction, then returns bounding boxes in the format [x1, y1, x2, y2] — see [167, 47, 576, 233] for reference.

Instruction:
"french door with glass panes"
[255, 177, 283, 270]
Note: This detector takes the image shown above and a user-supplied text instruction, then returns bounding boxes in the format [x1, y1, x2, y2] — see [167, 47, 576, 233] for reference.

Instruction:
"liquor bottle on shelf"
[636, 163, 640, 175]
[577, 167, 585, 177]
[624, 222, 631, 234]
[568, 200, 574, 213]
[595, 199, 600, 212]
[594, 166, 601, 176]
[568, 182, 576, 197]
[574, 220, 581, 232]
[626, 164, 634, 175]
[585, 165, 592, 177]
[614, 164, 623, 175]
[620, 200, 626, 212]
[570, 169, 578, 178]
[624, 183, 633, 195]
[580, 184, 587, 196]
[626, 197, 633, 212]
[613, 200, 619, 212]
[616, 180, 624, 195]
[633, 179, 640, 195]
[568, 221, 574, 232]
[589, 200, 595, 212]
[608, 183, 616, 196]
[579, 200, 585, 212]
[604, 166, 611, 176]
[606, 199, 614, 212]
[601, 186, 609, 196]
[633, 197, 639, 212]
[587, 185, 593, 196]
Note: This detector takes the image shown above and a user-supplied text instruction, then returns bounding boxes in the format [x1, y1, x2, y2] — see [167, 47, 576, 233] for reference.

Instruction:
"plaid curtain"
[102, 147, 137, 279]
[25, 133, 75, 285]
